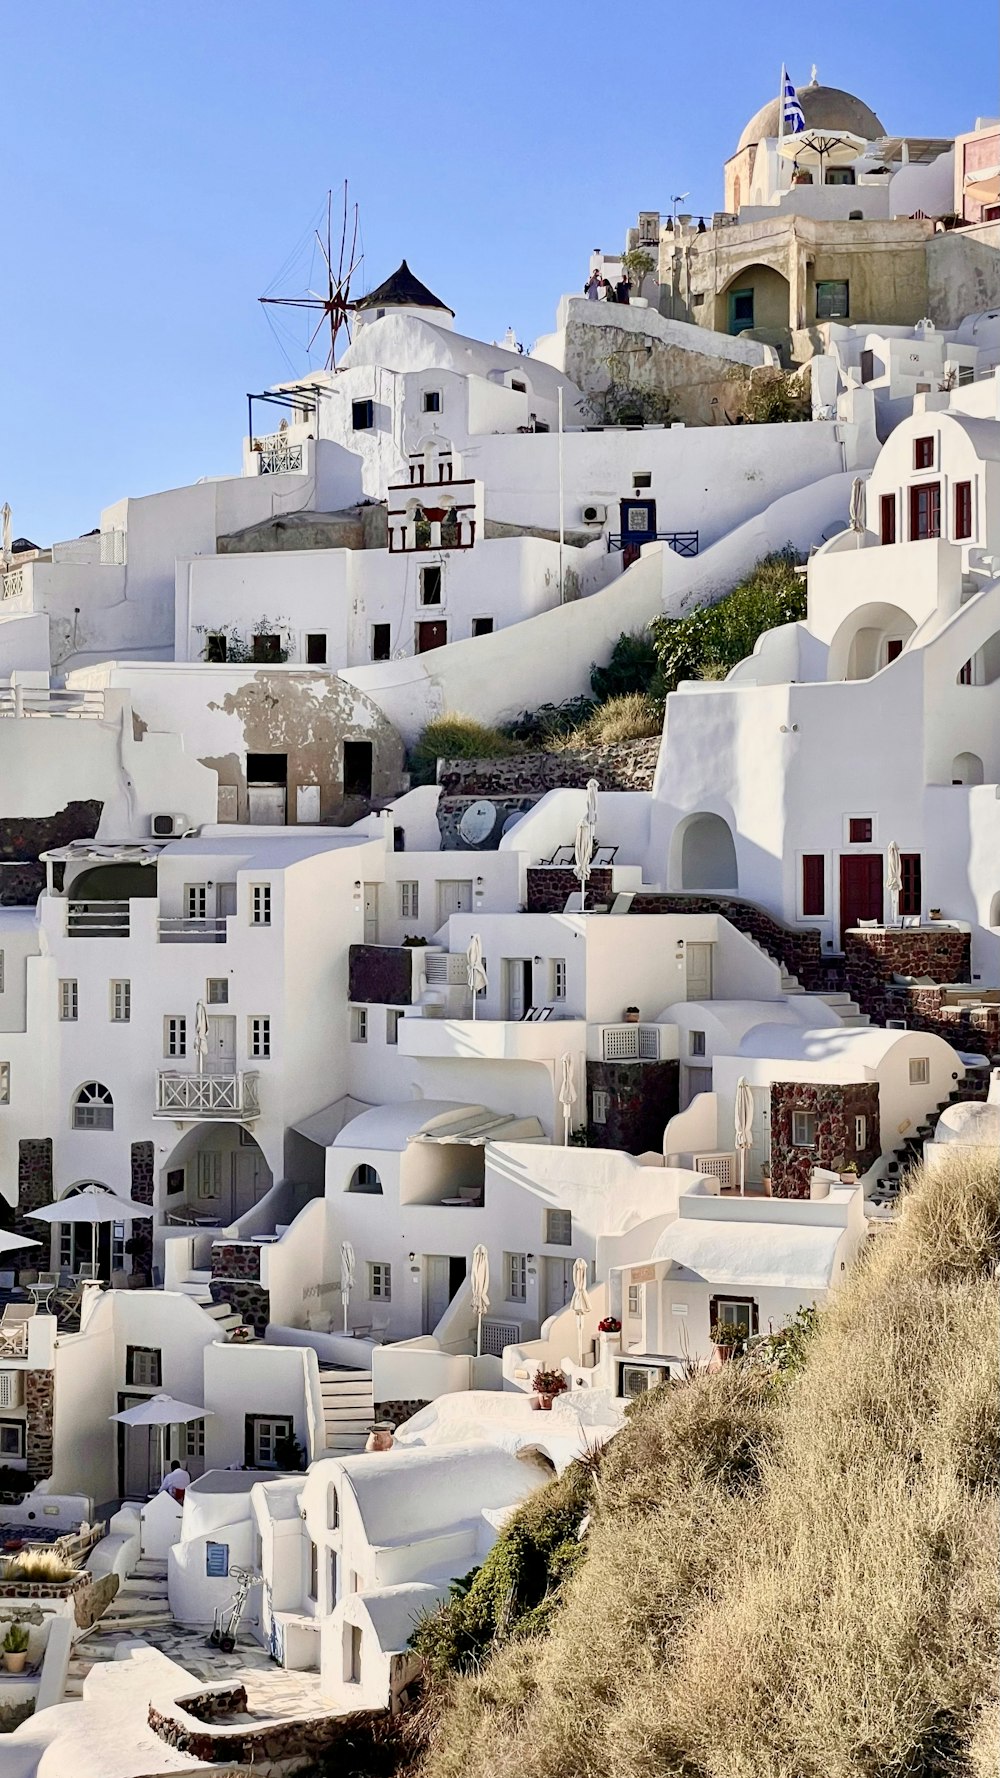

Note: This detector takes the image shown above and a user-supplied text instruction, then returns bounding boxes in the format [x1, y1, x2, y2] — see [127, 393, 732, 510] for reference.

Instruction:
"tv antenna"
[259, 182, 362, 370]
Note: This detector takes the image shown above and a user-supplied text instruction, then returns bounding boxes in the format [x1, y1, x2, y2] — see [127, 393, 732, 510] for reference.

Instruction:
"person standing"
[615, 274, 631, 304]
[584, 269, 601, 300]
[602, 278, 617, 302]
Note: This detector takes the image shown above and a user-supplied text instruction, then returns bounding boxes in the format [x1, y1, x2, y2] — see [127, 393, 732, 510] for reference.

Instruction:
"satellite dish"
[458, 800, 497, 846]
[501, 810, 525, 836]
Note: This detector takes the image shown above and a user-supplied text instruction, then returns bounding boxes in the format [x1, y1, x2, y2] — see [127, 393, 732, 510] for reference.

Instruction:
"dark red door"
[416, 621, 447, 653]
[840, 854, 883, 945]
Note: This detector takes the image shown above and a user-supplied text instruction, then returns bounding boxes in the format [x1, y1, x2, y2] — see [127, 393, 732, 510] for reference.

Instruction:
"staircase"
[65, 1559, 171, 1697]
[176, 1268, 248, 1338]
[880, 1070, 990, 1192]
[778, 969, 870, 1027]
[318, 1367, 374, 1455]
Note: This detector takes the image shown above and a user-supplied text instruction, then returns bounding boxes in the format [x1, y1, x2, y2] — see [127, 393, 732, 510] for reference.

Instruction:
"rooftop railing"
[157, 916, 228, 945]
[0, 688, 105, 720]
[66, 901, 130, 937]
[607, 531, 698, 556]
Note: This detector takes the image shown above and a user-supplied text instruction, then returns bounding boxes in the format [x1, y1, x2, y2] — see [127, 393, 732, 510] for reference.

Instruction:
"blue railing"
[607, 531, 699, 557]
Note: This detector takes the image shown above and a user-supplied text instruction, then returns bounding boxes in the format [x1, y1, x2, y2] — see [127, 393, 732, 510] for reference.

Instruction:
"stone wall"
[25, 1370, 54, 1481]
[128, 1141, 155, 1282]
[348, 944, 414, 1006]
[527, 868, 615, 913]
[209, 1254, 268, 1336]
[845, 928, 972, 1014]
[11, 1140, 53, 1265]
[0, 800, 103, 905]
[769, 1081, 880, 1200]
[886, 990, 1000, 1057]
[439, 738, 661, 798]
[149, 1690, 389, 1767]
[374, 1399, 430, 1431]
[586, 1059, 679, 1155]
[628, 893, 834, 990]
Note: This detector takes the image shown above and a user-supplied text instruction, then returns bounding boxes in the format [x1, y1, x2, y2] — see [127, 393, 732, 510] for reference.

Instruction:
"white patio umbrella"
[110, 1392, 214, 1488]
[849, 476, 867, 535]
[558, 1052, 577, 1147]
[0, 1229, 40, 1255]
[886, 841, 903, 927]
[194, 999, 209, 1076]
[777, 126, 866, 185]
[734, 1077, 755, 1198]
[340, 1240, 356, 1333]
[571, 1257, 591, 1366]
[471, 1243, 490, 1357]
[585, 777, 599, 834]
[466, 933, 488, 1021]
[1, 504, 11, 562]
[573, 817, 594, 913]
[28, 1186, 153, 1224]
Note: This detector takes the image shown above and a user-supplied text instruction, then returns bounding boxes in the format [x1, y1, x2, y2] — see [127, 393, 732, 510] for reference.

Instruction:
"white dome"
[932, 1100, 1000, 1145]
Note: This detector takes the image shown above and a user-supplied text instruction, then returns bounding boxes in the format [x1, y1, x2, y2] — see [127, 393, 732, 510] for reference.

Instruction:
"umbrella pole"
[739, 1149, 745, 1196]
[476, 1313, 482, 1359]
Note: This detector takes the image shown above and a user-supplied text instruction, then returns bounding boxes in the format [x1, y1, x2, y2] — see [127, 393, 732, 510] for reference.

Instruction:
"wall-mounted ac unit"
[621, 1363, 667, 1400]
[150, 814, 188, 839]
[0, 1370, 24, 1409]
[580, 503, 607, 526]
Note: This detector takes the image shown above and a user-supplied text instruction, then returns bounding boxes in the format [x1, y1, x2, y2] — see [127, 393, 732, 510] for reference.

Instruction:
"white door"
[545, 1258, 573, 1320]
[207, 1015, 236, 1074]
[119, 1394, 159, 1496]
[749, 1087, 771, 1184]
[436, 880, 473, 923]
[423, 1256, 452, 1333]
[296, 784, 321, 823]
[231, 1147, 264, 1220]
[247, 785, 286, 825]
[363, 885, 379, 944]
[686, 943, 713, 1000]
[503, 960, 531, 1021]
[216, 882, 237, 918]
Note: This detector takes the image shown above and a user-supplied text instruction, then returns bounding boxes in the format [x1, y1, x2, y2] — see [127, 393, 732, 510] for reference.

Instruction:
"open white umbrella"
[558, 1052, 577, 1147]
[778, 126, 866, 185]
[194, 1000, 209, 1076]
[0, 1229, 40, 1255]
[849, 476, 867, 534]
[466, 934, 487, 1021]
[29, 1186, 153, 1224]
[110, 1392, 214, 1489]
[573, 818, 594, 913]
[886, 841, 903, 927]
[571, 1257, 591, 1366]
[340, 1240, 356, 1333]
[471, 1243, 490, 1357]
[734, 1077, 754, 1197]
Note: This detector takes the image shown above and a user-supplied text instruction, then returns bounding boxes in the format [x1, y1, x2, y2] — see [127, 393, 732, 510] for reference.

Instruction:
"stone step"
[320, 1382, 374, 1400]
[319, 1368, 373, 1385]
[321, 1434, 370, 1454]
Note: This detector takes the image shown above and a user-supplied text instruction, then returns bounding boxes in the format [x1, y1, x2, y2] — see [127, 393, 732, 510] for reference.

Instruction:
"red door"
[839, 854, 883, 945]
[416, 621, 447, 653]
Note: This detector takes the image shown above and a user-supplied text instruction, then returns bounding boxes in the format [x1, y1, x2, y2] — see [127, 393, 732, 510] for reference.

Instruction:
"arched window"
[952, 752, 984, 786]
[73, 1082, 114, 1131]
[989, 892, 1000, 928]
[348, 1164, 382, 1195]
[677, 814, 738, 892]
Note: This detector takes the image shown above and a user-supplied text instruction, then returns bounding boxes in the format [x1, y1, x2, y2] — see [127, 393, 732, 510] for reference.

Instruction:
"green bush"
[499, 698, 597, 748]
[650, 549, 806, 693]
[729, 364, 812, 424]
[589, 631, 665, 704]
[408, 715, 519, 786]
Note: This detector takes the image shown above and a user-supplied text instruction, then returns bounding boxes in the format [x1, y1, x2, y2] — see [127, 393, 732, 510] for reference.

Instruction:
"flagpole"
[778, 64, 785, 146]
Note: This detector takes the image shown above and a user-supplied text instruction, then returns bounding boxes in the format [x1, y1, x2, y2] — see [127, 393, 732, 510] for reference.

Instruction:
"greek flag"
[781, 66, 805, 135]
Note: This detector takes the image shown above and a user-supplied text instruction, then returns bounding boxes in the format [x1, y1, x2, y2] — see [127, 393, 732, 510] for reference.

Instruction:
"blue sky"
[4, 0, 996, 544]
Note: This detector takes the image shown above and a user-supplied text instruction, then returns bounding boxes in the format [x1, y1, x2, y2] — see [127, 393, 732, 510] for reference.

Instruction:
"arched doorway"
[54, 1183, 125, 1279]
[718, 263, 790, 336]
[827, 603, 917, 680]
[676, 814, 739, 892]
[952, 751, 984, 785]
[160, 1125, 274, 1228]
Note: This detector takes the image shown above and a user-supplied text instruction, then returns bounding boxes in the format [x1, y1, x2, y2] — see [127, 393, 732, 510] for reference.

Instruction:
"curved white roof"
[933, 1100, 1000, 1144]
[334, 1442, 539, 1546]
[332, 1100, 489, 1151]
[351, 1582, 451, 1653]
[939, 413, 1000, 464]
[737, 1023, 946, 1065]
[653, 1217, 841, 1290]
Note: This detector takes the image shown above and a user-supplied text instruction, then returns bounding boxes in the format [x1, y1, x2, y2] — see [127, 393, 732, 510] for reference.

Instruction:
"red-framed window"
[899, 853, 922, 917]
[954, 480, 972, 540]
[880, 494, 896, 545]
[849, 817, 872, 843]
[914, 436, 934, 470]
[801, 855, 825, 916]
[909, 482, 941, 541]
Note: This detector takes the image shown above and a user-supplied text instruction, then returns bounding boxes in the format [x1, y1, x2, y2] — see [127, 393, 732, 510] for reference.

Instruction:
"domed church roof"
[736, 79, 886, 153]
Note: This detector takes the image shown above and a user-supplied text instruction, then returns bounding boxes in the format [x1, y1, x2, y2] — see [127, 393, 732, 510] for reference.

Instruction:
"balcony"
[397, 1015, 584, 1062]
[158, 916, 228, 945]
[256, 438, 303, 475]
[0, 687, 104, 720]
[596, 1024, 661, 1062]
[155, 1071, 260, 1120]
[67, 901, 130, 938]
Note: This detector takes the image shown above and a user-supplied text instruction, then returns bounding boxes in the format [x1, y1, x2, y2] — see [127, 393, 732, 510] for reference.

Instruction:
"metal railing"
[155, 1071, 260, 1118]
[1, 568, 25, 600]
[67, 901, 130, 937]
[600, 1023, 660, 1061]
[256, 438, 303, 475]
[607, 531, 698, 556]
[0, 687, 105, 720]
[157, 916, 228, 944]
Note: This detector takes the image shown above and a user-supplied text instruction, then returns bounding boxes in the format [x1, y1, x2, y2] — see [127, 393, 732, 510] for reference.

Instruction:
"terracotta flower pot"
[538, 1394, 554, 1411]
[3, 1650, 27, 1673]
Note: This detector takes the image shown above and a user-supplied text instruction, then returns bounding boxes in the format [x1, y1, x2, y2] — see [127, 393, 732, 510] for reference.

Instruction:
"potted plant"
[597, 1316, 621, 1335]
[711, 1320, 749, 1361]
[532, 1367, 568, 1411]
[840, 1160, 859, 1184]
[2, 1622, 29, 1673]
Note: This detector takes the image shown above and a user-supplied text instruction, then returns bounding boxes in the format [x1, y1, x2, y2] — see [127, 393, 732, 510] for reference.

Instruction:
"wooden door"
[231, 1148, 263, 1221]
[909, 482, 940, 540]
[436, 880, 472, 923]
[363, 885, 379, 944]
[749, 1086, 771, 1184]
[545, 1258, 573, 1320]
[417, 620, 448, 653]
[685, 943, 713, 1000]
[839, 854, 883, 944]
[207, 1015, 236, 1074]
[247, 785, 287, 825]
[423, 1256, 452, 1333]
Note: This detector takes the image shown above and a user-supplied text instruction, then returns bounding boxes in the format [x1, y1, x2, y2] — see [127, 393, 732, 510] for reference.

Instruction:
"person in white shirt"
[156, 1460, 191, 1500]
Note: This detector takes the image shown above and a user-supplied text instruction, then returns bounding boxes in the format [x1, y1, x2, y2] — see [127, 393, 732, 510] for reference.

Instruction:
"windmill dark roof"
[355, 260, 454, 316]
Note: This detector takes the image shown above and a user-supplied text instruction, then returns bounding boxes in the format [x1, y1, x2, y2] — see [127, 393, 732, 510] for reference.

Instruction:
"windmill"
[259, 182, 362, 371]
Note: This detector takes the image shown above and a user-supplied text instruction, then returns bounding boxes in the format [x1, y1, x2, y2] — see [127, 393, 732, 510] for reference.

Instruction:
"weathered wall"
[769, 1080, 880, 1199]
[926, 224, 1000, 329]
[586, 1058, 679, 1154]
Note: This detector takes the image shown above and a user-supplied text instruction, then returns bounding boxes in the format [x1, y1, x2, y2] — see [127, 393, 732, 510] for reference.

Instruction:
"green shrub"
[729, 364, 812, 424]
[589, 631, 665, 704]
[408, 715, 519, 785]
[499, 699, 596, 748]
[651, 549, 806, 693]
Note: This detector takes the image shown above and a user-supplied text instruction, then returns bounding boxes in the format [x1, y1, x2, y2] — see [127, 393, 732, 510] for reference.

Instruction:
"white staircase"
[318, 1367, 374, 1455]
[176, 1268, 247, 1337]
[66, 1560, 171, 1697]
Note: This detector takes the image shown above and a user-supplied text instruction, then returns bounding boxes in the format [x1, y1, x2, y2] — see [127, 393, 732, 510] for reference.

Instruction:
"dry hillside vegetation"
[416, 1153, 1000, 1778]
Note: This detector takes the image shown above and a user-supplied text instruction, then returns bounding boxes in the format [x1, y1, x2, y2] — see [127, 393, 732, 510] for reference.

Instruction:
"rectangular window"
[110, 980, 131, 1022]
[251, 884, 272, 926]
[592, 1089, 609, 1125]
[59, 979, 78, 1021]
[348, 1623, 363, 1684]
[164, 1016, 187, 1058]
[0, 1063, 8, 1106]
[399, 881, 419, 919]
[207, 978, 228, 1004]
[954, 480, 973, 540]
[249, 1015, 271, 1059]
[849, 817, 873, 844]
[471, 617, 494, 637]
[854, 1115, 867, 1151]
[545, 1209, 572, 1246]
[248, 1415, 293, 1468]
[910, 481, 941, 541]
[205, 633, 227, 663]
[306, 632, 328, 664]
[627, 1284, 642, 1317]
[166, 1168, 185, 1196]
[914, 436, 934, 470]
[688, 1030, 706, 1057]
[308, 1541, 318, 1601]
[632, 470, 652, 488]
[505, 1252, 527, 1302]
[900, 853, 922, 917]
[0, 1422, 25, 1459]
[328, 1482, 339, 1529]
[329, 1550, 338, 1606]
[802, 854, 825, 916]
[959, 659, 973, 685]
[368, 1262, 391, 1301]
[422, 390, 441, 413]
[909, 1057, 930, 1085]
[886, 639, 904, 663]
[419, 565, 443, 605]
[126, 1346, 162, 1388]
[185, 884, 208, 921]
[385, 1008, 402, 1045]
[182, 1417, 205, 1459]
[511, 378, 527, 392]
[816, 279, 849, 319]
[371, 623, 391, 661]
[252, 632, 282, 663]
[352, 398, 374, 431]
[351, 1007, 368, 1043]
[792, 1109, 816, 1147]
[729, 287, 754, 332]
[550, 958, 567, 1000]
[879, 494, 896, 545]
[197, 1152, 223, 1199]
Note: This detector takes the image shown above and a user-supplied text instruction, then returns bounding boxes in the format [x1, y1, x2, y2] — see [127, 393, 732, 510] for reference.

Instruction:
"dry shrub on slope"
[418, 1154, 999, 1778]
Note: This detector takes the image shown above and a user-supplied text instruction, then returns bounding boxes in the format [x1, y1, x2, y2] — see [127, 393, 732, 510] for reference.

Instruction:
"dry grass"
[548, 693, 662, 750]
[417, 1153, 1000, 1778]
[1, 1546, 79, 1583]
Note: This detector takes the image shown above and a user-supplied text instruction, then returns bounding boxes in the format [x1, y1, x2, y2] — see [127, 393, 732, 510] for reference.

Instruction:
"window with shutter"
[545, 1209, 572, 1245]
[900, 854, 922, 917]
[802, 854, 825, 916]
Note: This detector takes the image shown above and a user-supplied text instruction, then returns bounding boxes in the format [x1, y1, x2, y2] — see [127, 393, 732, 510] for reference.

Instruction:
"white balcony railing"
[254, 436, 304, 475]
[0, 687, 104, 720]
[0, 568, 25, 601]
[600, 1024, 660, 1062]
[157, 916, 228, 945]
[155, 1071, 260, 1119]
[67, 901, 130, 937]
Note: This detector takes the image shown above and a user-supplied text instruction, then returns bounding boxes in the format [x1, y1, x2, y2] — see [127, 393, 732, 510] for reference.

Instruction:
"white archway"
[827, 602, 917, 681]
[673, 813, 739, 892]
[952, 751, 984, 785]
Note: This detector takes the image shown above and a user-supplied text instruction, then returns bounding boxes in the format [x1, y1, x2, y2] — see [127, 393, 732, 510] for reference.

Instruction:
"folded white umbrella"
[886, 841, 903, 926]
[571, 1257, 591, 1365]
[585, 777, 599, 833]
[734, 1077, 754, 1197]
[558, 1052, 577, 1147]
[194, 999, 210, 1075]
[471, 1243, 490, 1357]
[574, 818, 594, 912]
[849, 476, 867, 534]
[340, 1240, 356, 1333]
[466, 933, 488, 1020]
[29, 1187, 153, 1224]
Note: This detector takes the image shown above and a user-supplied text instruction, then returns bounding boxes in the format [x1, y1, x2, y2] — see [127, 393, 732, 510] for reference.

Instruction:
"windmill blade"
[307, 310, 330, 354]
[314, 227, 334, 281]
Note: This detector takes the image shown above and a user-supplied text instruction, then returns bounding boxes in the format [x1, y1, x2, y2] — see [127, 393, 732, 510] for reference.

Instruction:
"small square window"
[371, 623, 391, 661]
[252, 633, 282, 663]
[627, 1283, 642, 1316]
[368, 1262, 391, 1301]
[306, 632, 327, 665]
[689, 1030, 706, 1057]
[164, 1016, 187, 1058]
[166, 1168, 185, 1196]
[914, 436, 934, 470]
[207, 979, 229, 1004]
[545, 1209, 572, 1245]
[386, 1008, 402, 1045]
[59, 979, 78, 1022]
[352, 398, 374, 431]
[792, 1109, 816, 1147]
[110, 979, 131, 1022]
[183, 1417, 206, 1458]
[126, 1345, 162, 1388]
[251, 884, 272, 926]
[399, 881, 419, 919]
[816, 279, 849, 320]
[249, 1016, 271, 1059]
[849, 818, 872, 844]
[909, 1057, 930, 1085]
[422, 390, 441, 413]
[632, 471, 652, 488]
[472, 617, 494, 637]
[0, 1422, 24, 1458]
[351, 1007, 368, 1043]
[550, 958, 567, 1000]
[505, 1252, 527, 1302]
[511, 378, 527, 393]
[419, 566, 442, 605]
[205, 633, 228, 663]
[592, 1089, 609, 1125]
[186, 883, 208, 921]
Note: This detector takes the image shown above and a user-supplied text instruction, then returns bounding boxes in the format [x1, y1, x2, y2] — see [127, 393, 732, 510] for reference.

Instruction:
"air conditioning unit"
[580, 502, 607, 526]
[150, 814, 188, 839]
[620, 1363, 664, 1400]
[886, 1018, 908, 1030]
[0, 1371, 24, 1409]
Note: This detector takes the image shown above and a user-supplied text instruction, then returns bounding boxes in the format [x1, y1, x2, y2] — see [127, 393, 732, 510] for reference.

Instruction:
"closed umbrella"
[110, 1392, 214, 1490]
[558, 1052, 577, 1147]
[1, 505, 11, 563]
[585, 777, 599, 834]
[466, 934, 487, 1021]
[471, 1243, 490, 1357]
[849, 476, 867, 535]
[573, 818, 594, 913]
[340, 1240, 356, 1333]
[734, 1077, 754, 1197]
[886, 841, 903, 927]
[571, 1257, 591, 1366]
[194, 1000, 209, 1075]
